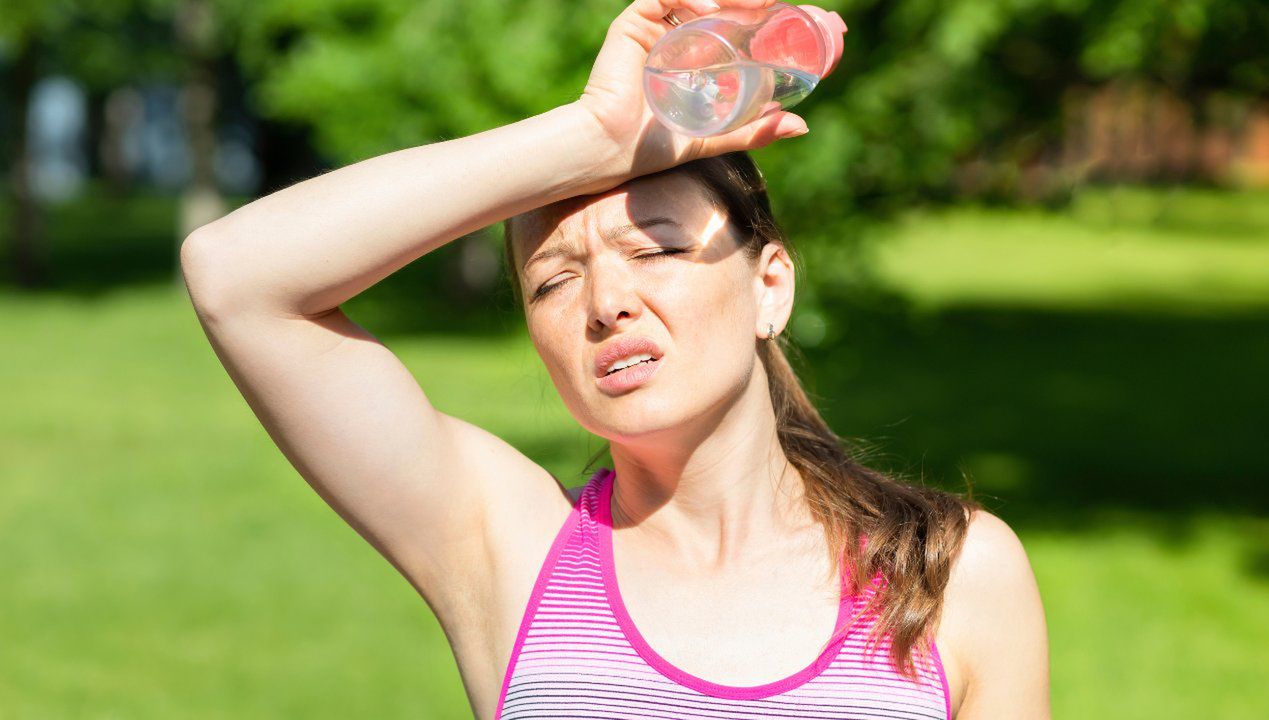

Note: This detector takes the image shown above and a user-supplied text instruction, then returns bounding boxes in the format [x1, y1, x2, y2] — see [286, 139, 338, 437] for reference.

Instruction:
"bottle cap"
[797, 5, 848, 78]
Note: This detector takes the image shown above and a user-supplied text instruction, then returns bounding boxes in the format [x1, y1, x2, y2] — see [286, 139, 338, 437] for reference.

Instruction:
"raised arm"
[181, 104, 617, 319]
[179, 102, 624, 617]
[180, 0, 804, 321]
[177, 0, 807, 619]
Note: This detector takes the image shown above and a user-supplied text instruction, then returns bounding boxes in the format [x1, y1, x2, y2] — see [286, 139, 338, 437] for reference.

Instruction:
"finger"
[625, 0, 776, 26]
[700, 111, 808, 156]
[616, 0, 777, 54]
[755, 100, 783, 118]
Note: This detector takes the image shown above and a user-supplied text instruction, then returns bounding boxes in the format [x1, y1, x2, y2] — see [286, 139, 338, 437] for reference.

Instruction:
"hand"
[574, 0, 810, 183]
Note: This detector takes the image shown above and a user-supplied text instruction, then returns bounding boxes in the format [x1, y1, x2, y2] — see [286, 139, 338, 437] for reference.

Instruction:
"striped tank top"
[494, 467, 951, 719]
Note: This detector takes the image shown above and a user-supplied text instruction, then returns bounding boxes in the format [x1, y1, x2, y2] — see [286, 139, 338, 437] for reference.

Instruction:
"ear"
[752, 242, 795, 341]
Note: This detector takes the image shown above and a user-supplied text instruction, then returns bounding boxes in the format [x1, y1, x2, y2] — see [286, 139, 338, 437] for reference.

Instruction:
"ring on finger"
[662, 10, 684, 26]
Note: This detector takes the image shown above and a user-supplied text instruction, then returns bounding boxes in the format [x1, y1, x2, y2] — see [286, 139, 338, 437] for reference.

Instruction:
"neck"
[607, 361, 818, 572]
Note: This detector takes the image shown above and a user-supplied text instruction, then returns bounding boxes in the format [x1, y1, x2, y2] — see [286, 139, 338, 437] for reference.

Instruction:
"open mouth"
[605, 357, 659, 376]
[593, 335, 665, 382]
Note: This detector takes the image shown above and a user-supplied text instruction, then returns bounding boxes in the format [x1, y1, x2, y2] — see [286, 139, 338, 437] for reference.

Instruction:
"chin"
[580, 393, 699, 441]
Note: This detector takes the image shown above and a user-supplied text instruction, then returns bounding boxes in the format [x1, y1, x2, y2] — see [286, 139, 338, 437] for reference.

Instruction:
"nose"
[586, 255, 642, 333]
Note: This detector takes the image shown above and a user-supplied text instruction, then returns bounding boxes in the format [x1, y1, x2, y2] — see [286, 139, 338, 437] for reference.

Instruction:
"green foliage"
[761, 0, 1269, 219]
[217, 0, 1268, 229]
[222, 0, 614, 162]
[6, 1, 1265, 215]
[0, 0, 190, 90]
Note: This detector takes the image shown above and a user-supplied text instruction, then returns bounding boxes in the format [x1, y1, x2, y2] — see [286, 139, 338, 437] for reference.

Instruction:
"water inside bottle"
[644, 60, 820, 136]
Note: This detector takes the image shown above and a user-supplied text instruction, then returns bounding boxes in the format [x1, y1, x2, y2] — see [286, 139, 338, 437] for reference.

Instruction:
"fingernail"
[786, 127, 809, 137]
[703, 1, 721, 10]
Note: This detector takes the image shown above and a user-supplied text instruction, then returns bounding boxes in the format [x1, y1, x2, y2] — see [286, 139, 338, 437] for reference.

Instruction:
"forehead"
[512, 173, 714, 267]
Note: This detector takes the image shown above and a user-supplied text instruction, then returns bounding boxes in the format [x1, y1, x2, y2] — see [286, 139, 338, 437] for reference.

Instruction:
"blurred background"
[2, 0, 1267, 717]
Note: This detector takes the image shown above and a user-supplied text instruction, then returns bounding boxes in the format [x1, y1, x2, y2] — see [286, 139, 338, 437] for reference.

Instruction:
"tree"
[1, 0, 235, 287]
[223, 0, 1268, 220]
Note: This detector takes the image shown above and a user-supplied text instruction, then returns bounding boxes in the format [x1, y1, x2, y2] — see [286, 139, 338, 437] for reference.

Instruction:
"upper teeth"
[608, 353, 654, 374]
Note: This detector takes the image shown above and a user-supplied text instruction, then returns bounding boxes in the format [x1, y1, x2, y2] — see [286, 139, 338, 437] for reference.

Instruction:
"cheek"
[656, 261, 752, 332]
[654, 265, 758, 384]
[528, 315, 588, 400]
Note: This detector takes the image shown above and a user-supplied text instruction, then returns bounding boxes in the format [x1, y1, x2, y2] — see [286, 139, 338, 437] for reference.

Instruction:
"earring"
[765, 322, 776, 341]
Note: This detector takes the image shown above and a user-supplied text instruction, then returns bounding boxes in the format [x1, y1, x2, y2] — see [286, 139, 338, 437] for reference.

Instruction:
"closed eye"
[530, 248, 688, 301]
[637, 248, 686, 260]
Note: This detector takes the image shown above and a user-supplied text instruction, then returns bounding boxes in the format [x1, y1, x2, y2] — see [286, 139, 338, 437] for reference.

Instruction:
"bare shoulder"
[937, 509, 1051, 719]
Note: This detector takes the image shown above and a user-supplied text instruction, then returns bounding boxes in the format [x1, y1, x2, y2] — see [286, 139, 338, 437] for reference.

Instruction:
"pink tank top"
[494, 467, 951, 719]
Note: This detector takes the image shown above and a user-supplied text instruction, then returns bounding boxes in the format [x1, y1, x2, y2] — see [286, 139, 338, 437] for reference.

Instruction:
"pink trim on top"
[597, 467, 857, 700]
[931, 639, 953, 719]
[491, 471, 594, 720]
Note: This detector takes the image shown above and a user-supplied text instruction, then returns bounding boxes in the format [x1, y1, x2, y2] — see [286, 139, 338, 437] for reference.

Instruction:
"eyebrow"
[522, 216, 681, 272]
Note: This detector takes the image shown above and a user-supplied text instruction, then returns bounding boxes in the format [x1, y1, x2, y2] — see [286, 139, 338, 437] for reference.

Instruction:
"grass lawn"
[1, 186, 1266, 717]
[865, 185, 1269, 313]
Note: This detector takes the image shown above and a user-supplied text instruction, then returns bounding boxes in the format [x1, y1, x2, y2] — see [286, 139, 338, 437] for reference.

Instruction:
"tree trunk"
[6, 33, 47, 289]
[98, 87, 143, 197]
[174, 0, 225, 284]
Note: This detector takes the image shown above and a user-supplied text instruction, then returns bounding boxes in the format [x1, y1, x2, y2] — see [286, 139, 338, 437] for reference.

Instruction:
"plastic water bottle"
[643, 3, 847, 137]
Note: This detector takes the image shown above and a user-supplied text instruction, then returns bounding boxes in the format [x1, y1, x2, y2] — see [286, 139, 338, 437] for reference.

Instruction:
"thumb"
[698, 110, 809, 156]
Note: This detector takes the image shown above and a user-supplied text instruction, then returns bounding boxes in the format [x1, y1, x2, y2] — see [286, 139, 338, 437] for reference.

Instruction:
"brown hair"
[501, 151, 978, 679]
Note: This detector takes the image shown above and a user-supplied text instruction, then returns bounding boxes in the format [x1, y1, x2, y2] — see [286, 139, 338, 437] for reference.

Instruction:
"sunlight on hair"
[701, 209, 728, 245]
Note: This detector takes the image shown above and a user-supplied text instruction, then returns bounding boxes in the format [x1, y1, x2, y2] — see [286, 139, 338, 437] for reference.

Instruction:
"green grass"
[0, 285, 598, 719]
[1029, 514, 1269, 717]
[2, 185, 1267, 717]
[866, 186, 1269, 313]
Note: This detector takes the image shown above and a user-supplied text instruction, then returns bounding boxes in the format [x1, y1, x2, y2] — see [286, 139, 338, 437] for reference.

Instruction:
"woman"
[180, 0, 1050, 717]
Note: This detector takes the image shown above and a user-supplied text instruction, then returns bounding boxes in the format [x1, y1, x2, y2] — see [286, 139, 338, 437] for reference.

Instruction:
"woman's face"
[512, 172, 792, 442]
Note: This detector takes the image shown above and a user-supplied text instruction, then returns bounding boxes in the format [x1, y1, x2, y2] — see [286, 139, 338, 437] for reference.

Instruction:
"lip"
[594, 336, 664, 395]
[596, 352, 662, 394]
[594, 335, 665, 378]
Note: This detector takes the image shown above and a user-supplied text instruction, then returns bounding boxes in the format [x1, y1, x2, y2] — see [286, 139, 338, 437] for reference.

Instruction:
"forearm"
[182, 102, 621, 318]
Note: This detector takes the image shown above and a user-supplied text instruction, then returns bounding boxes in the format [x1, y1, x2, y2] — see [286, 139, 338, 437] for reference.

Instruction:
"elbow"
[179, 222, 226, 275]
[180, 224, 241, 318]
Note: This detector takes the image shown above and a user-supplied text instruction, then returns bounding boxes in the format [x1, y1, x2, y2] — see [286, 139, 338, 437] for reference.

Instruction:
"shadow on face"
[502, 170, 784, 444]
[508, 171, 744, 301]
